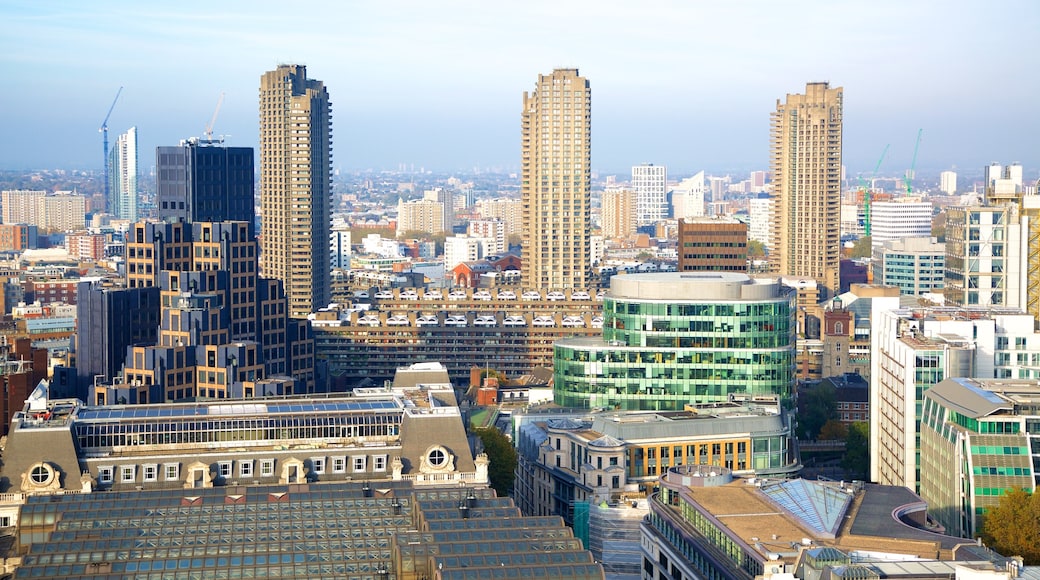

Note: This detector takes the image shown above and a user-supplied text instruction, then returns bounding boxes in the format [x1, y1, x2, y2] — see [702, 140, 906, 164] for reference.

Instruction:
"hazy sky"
[2, 1, 1038, 177]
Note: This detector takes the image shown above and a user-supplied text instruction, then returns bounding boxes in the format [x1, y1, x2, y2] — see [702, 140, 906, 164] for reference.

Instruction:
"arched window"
[834, 322, 843, 335]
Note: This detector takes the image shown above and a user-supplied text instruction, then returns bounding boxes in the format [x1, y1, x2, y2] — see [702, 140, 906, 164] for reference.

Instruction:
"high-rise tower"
[521, 68, 591, 290]
[632, 163, 667, 226]
[156, 139, 255, 232]
[769, 82, 843, 299]
[259, 65, 332, 318]
[108, 126, 139, 222]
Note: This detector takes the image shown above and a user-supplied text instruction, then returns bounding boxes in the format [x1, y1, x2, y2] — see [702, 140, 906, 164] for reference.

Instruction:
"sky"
[2, 0, 1038, 178]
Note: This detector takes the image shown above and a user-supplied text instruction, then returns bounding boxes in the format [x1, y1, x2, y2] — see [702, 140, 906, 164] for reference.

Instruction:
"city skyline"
[3, 1, 1039, 175]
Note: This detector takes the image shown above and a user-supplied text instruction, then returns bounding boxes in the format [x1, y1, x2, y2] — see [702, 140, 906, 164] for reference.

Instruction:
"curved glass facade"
[554, 275, 795, 410]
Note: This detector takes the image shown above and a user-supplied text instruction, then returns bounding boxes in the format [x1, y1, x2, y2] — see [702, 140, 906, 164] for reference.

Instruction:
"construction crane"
[903, 128, 923, 195]
[99, 86, 123, 201]
[203, 92, 225, 142]
[861, 144, 890, 237]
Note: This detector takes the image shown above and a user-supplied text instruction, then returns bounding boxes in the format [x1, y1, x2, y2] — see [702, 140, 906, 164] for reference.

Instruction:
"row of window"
[97, 455, 390, 485]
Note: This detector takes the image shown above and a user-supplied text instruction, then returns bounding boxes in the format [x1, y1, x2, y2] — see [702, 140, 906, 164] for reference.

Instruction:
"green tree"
[850, 236, 872, 259]
[981, 488, 1040, 564]
[797, 385, 837, 440]
[473, 427, 518, 497]
[841, 421, 869, 480]
[747, 239, 766, 258]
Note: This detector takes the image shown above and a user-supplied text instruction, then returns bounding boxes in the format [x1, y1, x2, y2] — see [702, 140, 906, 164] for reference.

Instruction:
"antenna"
[204, 92, 225, 142]
[100, 87, 124, 202]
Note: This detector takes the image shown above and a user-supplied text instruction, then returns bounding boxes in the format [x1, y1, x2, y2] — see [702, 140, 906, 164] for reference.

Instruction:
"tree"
[850, 236, 872, 259]
[797, 384, 837, 440]
[747, 240, 766, 258]
[841, 421, 869, 480]
[981, 488, 1040, 564]
[473, 427, 518, 497]
[818, 420, 848, 441]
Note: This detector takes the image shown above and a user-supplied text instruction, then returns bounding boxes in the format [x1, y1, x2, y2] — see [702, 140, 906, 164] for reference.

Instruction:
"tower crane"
[861, 144, 890, 237]
[99, 86, 123, 201]
[903, 129, 923, 195]
[203, 92, 225, 142]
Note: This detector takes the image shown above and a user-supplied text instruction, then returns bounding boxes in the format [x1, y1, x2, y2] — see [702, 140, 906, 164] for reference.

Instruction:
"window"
[29, 464, 53, 486]
[239, 461, 253, 478]
[373, 455, 387, 472]
[143, 464, 158, 482]
[164, 464, 179, 481]
[260, 460, 275, 477]
[121, 465, 136, 483]
[332, 457, 346, 474]
[98, 466, 114, 484]
[311, 457, 325, 474]
[353, 456, 367, 473]
[218, 462, 232, 479]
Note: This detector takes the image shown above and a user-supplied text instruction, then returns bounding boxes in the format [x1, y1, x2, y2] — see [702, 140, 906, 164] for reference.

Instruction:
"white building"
[632, 163, 667, 226]
[870, 300, 1040, 491]
[330, 224, 352, 269]
[109, 126, 138, 222]
[1, 190, 87, 232]
[670, 172, 705, 220]
[870, 197, 932, 247]
[940, 170, 957, 195]
[747, 197, 772, 247]
[443, 235, 485, 271]
[985, 162, 1024, 202]
[360, 234, 404, 258]
[468, 219, 506, 255]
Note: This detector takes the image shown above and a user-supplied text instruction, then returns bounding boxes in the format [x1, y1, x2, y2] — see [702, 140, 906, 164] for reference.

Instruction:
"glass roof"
[761, 479, 852, 537]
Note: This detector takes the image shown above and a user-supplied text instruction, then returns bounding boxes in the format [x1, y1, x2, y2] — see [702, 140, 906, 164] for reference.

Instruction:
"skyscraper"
[156, 139, 255, 232]
[769, 82, 843, 299]
[632, 162, 667, 226]
[108, 126, 138, 222]
[521, 68, 591, 290]
[600, 188, 636, 239]
[259, 65, 332, 318]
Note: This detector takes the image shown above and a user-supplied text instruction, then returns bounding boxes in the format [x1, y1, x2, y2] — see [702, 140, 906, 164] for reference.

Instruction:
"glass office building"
[554, 273, 796, 410]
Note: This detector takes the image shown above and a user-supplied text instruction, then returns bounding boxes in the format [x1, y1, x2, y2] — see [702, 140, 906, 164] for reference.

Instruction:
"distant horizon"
[3, 1, 1038, 176]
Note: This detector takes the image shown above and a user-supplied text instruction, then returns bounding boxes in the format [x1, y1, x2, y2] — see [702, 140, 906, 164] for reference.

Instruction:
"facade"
[74, 281, 160, 397]
[769, 82, 843, 299]
[422, 188, 454, 232]
[116, 220, 316, 402]
[874, 236, 946, 295]
[443, 235, 485, 271]
[633, 163, 667, 226]
[677, 216, 748, 273]
[671, 172, 706, 221]
[64, 232, 105, 261]
[601, 188, 636, 239]
[985, 162, 1024, 203]
[0, 224, 37, 251]
[747, 196, 772, 248]
[330, 222, 351, 269]
[259, 64, 332, 318]
[156, 139, 255, 231]
[513, 398, 798, 520]
[554, 273, 796, 410]
[643, 471, 1010, 580]
[920, 377, 1040, 539]
[396, 198, 447, 236]
[869, 298, 1040, 491]
[1, 190, 86, 232]
[869, 198, 933, 247]
[468, 218, 506, 254]
[521, 68, 592, 290]
[108, 126, 139, 221]
[474, 197, 522, 235]
[0, 337, 48, 436]
[944, 204, 1026, 309]
[311, 288, 602, 387]
[941, 170, 957, 195]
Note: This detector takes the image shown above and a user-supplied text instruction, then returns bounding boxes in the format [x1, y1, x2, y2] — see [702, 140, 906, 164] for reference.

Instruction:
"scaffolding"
[588, 499, 649, 579]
